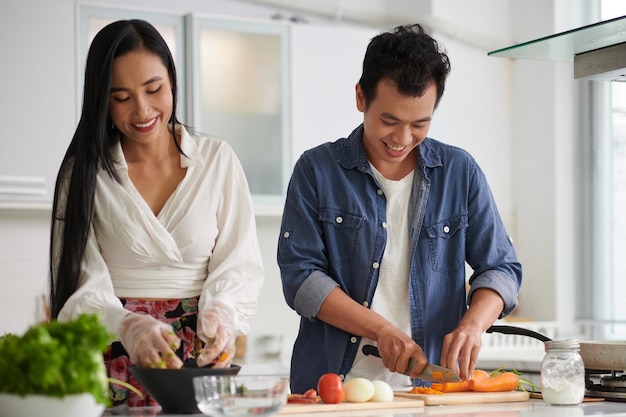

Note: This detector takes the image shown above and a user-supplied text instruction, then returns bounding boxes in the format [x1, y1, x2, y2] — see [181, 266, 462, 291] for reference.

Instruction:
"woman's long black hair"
[49, 20, 183, 318]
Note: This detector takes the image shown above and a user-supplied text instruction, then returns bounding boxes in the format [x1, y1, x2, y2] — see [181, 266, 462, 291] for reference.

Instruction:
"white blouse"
[56, 126, 264, 339]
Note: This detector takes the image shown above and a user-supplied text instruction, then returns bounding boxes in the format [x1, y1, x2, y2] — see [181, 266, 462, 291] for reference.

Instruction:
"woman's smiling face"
[109, 47, 173, 145]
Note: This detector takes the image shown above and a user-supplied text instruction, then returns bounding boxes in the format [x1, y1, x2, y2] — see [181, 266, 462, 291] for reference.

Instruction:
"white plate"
[0, 393, 104, 417]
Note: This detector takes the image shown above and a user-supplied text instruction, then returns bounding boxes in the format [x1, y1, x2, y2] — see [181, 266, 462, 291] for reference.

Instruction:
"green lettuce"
[0, 314, 113, 406]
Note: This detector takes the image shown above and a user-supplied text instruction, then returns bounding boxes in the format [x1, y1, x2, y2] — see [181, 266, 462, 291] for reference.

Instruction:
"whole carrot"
[468, 371, 519, 392]
[432, 369, 490, 393]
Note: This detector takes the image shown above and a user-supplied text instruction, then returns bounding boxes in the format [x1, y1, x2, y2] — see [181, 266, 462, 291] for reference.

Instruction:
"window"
[579, 1, 626, 338]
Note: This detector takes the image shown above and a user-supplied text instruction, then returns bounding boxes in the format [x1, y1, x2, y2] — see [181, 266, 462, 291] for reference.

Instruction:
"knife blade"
[362, 344, 460, 382]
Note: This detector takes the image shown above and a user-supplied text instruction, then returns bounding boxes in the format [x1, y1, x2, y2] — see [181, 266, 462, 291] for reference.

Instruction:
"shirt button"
[350, 336, 357, 343]
[443, 226, 450, 233]
[362, 301, 369, 308]
[339, 374, 345, 381]
[283, 232, 290, 238]
[372, 262, 380, 269]
[336, 216, 343, 224]
[382, 222, 387, 229]
[377, 189, 383, 196]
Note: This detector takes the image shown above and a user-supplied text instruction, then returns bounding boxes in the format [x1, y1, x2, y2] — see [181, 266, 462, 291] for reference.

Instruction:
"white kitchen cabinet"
[0, 4, 376, 217]
[189, 16, 291, 213]
[289, 23, 378, 164]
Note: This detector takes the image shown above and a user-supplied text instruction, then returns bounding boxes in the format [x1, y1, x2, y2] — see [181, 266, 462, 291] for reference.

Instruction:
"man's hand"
[316, 287, 428, 377]
[376, 328, 428, 377]
[440, 324, 483, 380]
[440, 288, 504, 380]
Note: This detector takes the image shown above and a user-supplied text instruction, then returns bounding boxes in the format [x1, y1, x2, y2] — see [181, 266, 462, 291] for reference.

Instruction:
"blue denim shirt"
[278, 124, 522, 393]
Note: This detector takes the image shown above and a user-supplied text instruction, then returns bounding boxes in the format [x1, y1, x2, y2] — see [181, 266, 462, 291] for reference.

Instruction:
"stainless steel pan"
[487, 325, 626, 371]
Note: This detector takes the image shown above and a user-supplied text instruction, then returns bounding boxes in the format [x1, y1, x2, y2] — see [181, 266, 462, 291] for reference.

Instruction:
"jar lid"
[544, 339, 580, 351]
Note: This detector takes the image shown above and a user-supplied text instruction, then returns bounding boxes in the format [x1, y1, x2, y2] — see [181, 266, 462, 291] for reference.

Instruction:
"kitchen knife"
[362, 344, 460, 382]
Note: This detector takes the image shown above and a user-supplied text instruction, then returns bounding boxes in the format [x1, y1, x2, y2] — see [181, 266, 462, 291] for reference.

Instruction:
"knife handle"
[362, 344, 381, 358]
[362, 344, 425, 378]
[405, 358, 417, 376]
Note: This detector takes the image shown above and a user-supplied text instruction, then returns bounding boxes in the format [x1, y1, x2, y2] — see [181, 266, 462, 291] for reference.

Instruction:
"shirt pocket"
[319, 207, 364, 265]
[424, 214, 468, 274]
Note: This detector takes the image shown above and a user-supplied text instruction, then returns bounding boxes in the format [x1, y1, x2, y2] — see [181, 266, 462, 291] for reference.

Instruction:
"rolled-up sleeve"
[294, 270, 339, 320]
[467, 269, 520, 317]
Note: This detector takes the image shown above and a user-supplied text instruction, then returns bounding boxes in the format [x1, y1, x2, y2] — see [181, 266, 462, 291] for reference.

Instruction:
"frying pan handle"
[486, 325, 553, 342]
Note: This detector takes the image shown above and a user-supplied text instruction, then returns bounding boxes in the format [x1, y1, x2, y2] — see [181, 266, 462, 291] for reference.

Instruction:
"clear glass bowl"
[193, 375, 289, 417]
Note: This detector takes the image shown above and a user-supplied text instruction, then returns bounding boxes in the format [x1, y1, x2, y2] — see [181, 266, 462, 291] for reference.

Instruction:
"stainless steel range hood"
[488, 15, 626, 81]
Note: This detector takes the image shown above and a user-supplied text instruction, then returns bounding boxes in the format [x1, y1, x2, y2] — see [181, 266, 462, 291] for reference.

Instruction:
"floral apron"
[104, 297, 204, 408]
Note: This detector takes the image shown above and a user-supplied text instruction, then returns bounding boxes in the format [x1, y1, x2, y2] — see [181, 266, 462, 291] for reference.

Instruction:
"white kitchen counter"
[104, 399, 626, 417]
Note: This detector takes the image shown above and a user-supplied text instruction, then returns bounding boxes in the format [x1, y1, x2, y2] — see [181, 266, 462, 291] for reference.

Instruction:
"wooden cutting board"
[394, 390, 530, 405]
[280, 398, 425, 414]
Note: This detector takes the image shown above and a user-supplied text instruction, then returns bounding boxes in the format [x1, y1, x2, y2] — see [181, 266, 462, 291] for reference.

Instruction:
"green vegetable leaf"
[0, 314, 114, 406]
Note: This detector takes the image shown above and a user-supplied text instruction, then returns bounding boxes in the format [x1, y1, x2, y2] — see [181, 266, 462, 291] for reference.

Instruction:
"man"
[277, 24, 522, 393]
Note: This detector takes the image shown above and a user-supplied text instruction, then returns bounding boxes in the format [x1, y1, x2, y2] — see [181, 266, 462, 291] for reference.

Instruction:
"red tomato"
[317, 373, 345, 404]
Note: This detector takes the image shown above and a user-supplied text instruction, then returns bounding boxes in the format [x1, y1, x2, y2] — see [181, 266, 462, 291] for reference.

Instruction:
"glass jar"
[540, 339, 585, 405]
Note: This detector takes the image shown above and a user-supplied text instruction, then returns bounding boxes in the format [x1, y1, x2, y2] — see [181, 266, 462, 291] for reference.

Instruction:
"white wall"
[507, 0, 591, 337]
[0, 0, 587, 364]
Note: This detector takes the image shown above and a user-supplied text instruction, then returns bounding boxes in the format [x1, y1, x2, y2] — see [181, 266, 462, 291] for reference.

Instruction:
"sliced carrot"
[433, 381, 470, 392]
[431, 369, 490, 393]
[468, 371, 519, 392]
[409, 386, 444, 395]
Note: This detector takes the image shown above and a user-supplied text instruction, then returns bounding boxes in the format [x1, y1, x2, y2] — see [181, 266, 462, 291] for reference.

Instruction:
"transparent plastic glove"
[206, 341, 236, 369]
[119, 312, 183, 369]
[197, 293, 238, 367]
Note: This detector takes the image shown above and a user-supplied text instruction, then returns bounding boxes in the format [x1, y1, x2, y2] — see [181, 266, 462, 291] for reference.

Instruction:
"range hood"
[488, 15, 626, 81]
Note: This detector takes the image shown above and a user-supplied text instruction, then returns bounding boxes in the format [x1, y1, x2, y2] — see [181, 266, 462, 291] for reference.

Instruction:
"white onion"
[343, 378, 375, 402]
[369, 380, 394, 402]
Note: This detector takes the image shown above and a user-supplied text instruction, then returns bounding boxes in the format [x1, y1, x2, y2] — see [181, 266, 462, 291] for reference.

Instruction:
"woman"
[48, 19, 264, 407]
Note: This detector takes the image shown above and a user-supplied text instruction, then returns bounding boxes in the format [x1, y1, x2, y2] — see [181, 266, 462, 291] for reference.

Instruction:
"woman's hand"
[197, 293, 238, 367]
[119, 312, 182, 368]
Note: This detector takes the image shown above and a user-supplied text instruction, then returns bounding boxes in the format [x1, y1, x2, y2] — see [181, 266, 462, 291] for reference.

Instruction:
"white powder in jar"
[542, 377, 585, 405]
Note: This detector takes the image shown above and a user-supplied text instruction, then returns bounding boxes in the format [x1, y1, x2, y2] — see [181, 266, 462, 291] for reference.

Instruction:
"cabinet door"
[189, 16, 290, 214]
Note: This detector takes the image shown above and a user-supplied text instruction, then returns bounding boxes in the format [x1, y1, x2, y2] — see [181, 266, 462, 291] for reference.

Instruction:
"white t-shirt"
[55, 125, 264, 338]
[346, 165, 413, 389]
